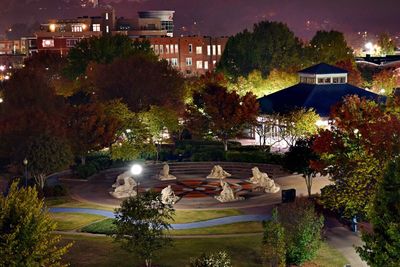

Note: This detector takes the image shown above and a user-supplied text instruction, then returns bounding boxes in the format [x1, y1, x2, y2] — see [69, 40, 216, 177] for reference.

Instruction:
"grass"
[50, 212, 106, 231]
[45, 197, 116, 211]
[60, 234, 348, 267]
[171, 209, 242, 224]
[81, 219, 263, 236]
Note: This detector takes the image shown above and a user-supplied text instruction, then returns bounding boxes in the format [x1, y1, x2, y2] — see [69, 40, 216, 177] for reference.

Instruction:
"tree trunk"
[145, 258, 152, 267]
[80, 156, 86, 165]
[304, 174, 313, 197]
[34, 173, 46, 189]
[223, 140, 228, 151]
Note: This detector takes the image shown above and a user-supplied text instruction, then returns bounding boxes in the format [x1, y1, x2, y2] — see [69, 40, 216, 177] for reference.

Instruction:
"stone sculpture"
[158, 162, 177, 180]
[249, 167, 280, 193]
[161, 185, 180, 205]
[207, 165, 232, 179]
[110, 171, 138, 198]
[215, 180, 244, 202]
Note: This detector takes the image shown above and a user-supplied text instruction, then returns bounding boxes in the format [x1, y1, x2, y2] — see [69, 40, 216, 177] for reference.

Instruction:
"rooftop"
[298, 63, 348, 75]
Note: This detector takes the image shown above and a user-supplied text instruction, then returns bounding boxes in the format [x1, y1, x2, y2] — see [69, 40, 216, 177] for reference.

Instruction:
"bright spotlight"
[130, 164, 143, 175]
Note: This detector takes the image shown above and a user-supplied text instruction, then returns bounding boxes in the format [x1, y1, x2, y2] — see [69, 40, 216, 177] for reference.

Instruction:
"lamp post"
[23, 158, 28, 187]
[130, 164, 143, 195]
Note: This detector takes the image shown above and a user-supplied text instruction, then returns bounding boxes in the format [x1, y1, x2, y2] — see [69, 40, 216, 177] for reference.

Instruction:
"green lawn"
[50, 212, 106, 231]
[46, 197, 116, 211]
[171, 209, 242, 223]
[81, 218, 116, 235]
[60, 234, 348, 267]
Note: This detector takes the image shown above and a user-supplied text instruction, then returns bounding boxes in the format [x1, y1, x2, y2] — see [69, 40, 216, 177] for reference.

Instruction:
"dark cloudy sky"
[1, 0, 400, 45]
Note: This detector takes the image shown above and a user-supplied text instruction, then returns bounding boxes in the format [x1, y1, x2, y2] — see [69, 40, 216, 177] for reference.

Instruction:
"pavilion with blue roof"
[258, 63, 382, 117]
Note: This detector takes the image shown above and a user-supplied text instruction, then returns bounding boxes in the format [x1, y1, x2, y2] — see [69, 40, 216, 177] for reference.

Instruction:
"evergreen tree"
[0, 180, 72, 266]
[357, 159, 400, 266]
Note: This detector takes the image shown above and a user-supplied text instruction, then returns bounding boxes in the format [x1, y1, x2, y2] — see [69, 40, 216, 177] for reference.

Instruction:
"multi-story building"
[148, 36, 228, 76]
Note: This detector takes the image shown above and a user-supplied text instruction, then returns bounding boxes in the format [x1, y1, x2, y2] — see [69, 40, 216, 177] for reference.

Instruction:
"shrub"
[225, 151, 267, 163]
[76, 163, 97, 179]
[191, 150, 225, 161]
[263, 209, 286, 267]
[43, 184, 68, 197]
[190, 251, 232, 267]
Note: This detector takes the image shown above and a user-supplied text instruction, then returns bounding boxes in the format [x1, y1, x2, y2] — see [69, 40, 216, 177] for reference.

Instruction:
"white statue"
[161, 185, 180, 205]
[215, 180, 244, 202]
[158, 163, 176, 180]
[110, 171, 138, 198]
[249, 167, 280, 193]
[207, 165, 232, 179]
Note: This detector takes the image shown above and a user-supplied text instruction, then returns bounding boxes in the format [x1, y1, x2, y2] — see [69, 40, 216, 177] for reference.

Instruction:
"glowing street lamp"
[131, 163, 143, 194]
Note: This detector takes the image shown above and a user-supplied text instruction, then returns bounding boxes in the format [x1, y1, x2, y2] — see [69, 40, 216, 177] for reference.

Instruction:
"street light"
[131, 164, 143, 194]
[23, 158, 28, 187]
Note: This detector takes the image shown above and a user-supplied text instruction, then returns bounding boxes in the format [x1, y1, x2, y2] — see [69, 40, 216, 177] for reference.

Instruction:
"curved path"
[49, 207, 270, 230]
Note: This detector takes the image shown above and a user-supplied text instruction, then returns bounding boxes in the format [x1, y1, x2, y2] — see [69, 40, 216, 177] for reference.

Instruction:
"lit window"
[213, 60, 216, 65]
[93, 24, 101, 32]
[105, 13, 109, 20]
[106, 25, 109, 33]
[318, 78, 324, 84]
[42, 39, 54, 48]
[71, 25, 83, 32]
[204, 61, 208, 70]
[217, 45, 222, 55]
[166, 45, 169, 54]
[340, 77, 346, 83]
[159, 45, 164, 54]
[174, 44, 179, 54]
[170, 44, 174, 54]
[186, 57, 192, 66]
[196, 60, 202, 69]
[171, 58, 178, 67]
[212, 45, 216, 55]
[332, 77, 339, 84]
[207, 45, 211, 55]
[154, 45, 159, 54]
[196, 46, 202, 54]
[188, 44, 192, 53]
[66, 39, 79, 47]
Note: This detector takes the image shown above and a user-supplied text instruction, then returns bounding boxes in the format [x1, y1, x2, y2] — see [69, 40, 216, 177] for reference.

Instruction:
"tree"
[312, 95, 400, 217]
[284, 138, 319, 197]
[0, 180, 72, 266]
[278, 198, 324, 265]
[377, 32, 397, 56]
[218, 21, 302, 78]
[186, 84, 259, 151]
[308, 30, 353, 65]
[113, 191, 174, 267]
[262, 208, 286, 267]
[371, 69, 398, 95]
[89, 54, 185, 112]
[25, 134, 73, 189]
[141, 105, 181, 161]
[335, 60, 364, 87]
[190, 251, 232, 267]
[356, 159, 400, 266]
[65, 35, 156, 79]
[68, 102, 120, 165]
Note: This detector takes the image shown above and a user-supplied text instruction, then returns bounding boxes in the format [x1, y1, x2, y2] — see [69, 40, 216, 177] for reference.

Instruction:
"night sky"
[1, 0, 400, 45]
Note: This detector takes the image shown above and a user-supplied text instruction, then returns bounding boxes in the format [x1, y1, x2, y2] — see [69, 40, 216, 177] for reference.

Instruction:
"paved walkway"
[49, 207, 270, 230]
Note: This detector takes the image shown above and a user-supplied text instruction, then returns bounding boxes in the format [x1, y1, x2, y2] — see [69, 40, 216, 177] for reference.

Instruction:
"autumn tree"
[371, 69, 398, 95]
[335, 60, 364, 87]
[218, 21, 302, 78]
[356, 159, 400, 266]
[0, 180, 72, 266]
[113, 191, 174, 267]
[89, 54, 185, 112]
[377, 32, 397, 56]
[186, 84, 259, 151]
[312, 95, 400, 217]
[308, 30, 353, 65]
[68, 102, 120, 164]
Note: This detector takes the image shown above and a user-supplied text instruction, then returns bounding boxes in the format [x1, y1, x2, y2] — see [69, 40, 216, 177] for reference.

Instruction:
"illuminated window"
[42, 39, 54, 48]
[213, 60, 216, 65]
[66, 39, 79, 47]
[186, 57, 192, 66]
[340, 77, 346, 83]
[170, 44, 174, 54]
[105, 13, 109, 20]
[217, 45, 221, 55]
[196, 60, 202, 69]
[204, 61, 208, 70]
[165, 45, 169, 54]
[159, 45, 163, 54]
[207, 45, 211, 55]
[92, 24, 101, 32]
[196, 46, 202, 54]
[71, 25, 83, 32]
[212, 45, 216, 55]
[154, 45, 159, 54]
[174, 44, 179, 54]
[106, 25, 109, 33]
[171, 58, 178, 67]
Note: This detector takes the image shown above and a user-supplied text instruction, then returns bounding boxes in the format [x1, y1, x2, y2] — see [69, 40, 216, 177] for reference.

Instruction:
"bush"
[42, 184, 68, 197]
[76, 163, 97, 179]
[225, 151, 268, 163]
[190, 251, 232, 267]
[191, 150, 225, 161]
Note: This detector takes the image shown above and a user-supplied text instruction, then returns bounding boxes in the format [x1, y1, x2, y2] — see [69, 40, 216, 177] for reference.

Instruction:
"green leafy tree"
[278, 198, 324, 265]
[262, 208, 286, 267]
[308, 30, 353, 65]
[65, 35, 155, 79]
[377, 32, 397, 56]
[218, 21, 302, 78]
[141, 105, 181, 161]
[284, 138, 319, 197]
[113, 191, 174, 267]
[186, 84, 259, 151]
[25, 134, 73, 189]
[356, 159, 400, 266]
[190, 251, 232, 267]
[0, 180, 72, 266]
